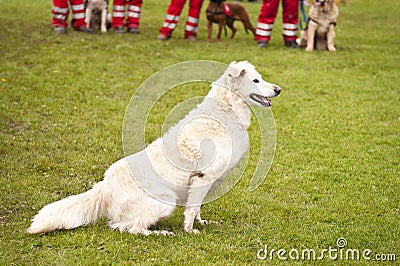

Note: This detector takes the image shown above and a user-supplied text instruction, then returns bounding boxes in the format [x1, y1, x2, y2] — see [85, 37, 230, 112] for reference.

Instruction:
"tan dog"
[297, 0, 339, 51]
[85, 0, 111, 33]
[206, 0, 256, 43]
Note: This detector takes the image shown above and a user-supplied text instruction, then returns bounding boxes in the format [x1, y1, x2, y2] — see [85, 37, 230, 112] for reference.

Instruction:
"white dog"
[85, 0, 110, 33]
[27, 61, 281, 236]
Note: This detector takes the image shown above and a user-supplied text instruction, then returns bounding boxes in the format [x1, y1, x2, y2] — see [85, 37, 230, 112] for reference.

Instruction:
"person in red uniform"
[157, 0, 205, 41]
[112, 0, 143, 33]
[52, 0, 92, 33]
[255, 0, 299, 48]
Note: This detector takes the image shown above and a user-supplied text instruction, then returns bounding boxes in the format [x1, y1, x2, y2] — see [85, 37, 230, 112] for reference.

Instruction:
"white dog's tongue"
[250, 93, 272, 107]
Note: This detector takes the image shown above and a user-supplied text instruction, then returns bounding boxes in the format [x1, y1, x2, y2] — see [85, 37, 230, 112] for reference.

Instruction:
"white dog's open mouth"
[250, 93, 272, 107]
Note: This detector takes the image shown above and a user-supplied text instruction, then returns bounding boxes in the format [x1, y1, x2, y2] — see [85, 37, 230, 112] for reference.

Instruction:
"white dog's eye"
[253, 79, 259, 83]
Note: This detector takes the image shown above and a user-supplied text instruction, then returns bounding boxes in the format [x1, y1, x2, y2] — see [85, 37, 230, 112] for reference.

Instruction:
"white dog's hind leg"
[109, 219, 175, 236]
[109, 221, 176, 236]
[107, 196, 176, 236]
[127, 227, 175, 236]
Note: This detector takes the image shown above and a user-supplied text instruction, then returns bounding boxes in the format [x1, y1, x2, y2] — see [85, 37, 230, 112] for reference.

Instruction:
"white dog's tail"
[27, 181, 106, 234]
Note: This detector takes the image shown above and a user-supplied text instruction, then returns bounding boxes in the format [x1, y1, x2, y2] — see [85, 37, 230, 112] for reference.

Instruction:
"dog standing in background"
[297, 0, 339, 51]
[85, 0, 110, 33]
[206, 0, 256, 43]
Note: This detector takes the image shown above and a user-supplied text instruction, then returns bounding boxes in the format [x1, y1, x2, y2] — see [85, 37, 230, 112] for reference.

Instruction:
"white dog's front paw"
[305, 46, 313, 52]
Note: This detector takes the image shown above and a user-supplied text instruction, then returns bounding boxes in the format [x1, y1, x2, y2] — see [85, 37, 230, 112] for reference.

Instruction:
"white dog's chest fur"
[123, 86, 251, 205]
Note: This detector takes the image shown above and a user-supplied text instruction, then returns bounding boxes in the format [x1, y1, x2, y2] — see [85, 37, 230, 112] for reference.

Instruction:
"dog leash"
[299, 0, 308, 30]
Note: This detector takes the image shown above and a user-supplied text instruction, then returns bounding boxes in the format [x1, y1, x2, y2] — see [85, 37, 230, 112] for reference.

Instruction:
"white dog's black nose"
[273, 85, 281, 95]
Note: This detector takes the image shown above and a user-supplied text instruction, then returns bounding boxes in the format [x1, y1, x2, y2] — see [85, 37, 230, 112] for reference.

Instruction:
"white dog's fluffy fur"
[27, 61, 281, 235]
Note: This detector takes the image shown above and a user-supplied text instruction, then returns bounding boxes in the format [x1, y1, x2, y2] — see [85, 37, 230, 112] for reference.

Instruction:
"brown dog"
[297, 0, 339, 51]
[206, 0, 256, 43]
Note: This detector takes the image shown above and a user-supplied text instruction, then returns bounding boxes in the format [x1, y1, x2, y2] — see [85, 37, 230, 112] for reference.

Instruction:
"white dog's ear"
[227, 61, 249, 78]
[226, 65, 246, 78]
[225, 69, 245, 90]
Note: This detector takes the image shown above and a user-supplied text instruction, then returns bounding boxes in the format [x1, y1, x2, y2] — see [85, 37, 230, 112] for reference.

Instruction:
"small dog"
[297, 0, 339, 51]
[85, 0, 111, 33]
[27, 61, 281, 236]
[206, 0, 256, 43]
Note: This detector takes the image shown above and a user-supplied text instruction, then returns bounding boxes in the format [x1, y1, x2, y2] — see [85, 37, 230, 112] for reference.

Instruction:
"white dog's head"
[223, 61, 281, 107]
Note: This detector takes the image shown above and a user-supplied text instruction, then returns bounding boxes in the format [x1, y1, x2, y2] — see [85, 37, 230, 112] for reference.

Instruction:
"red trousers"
[159, 0, 205, 37]
[256, 0, 298, 42]
[52, 0, 86, 29]
[112, 0, 143, 29]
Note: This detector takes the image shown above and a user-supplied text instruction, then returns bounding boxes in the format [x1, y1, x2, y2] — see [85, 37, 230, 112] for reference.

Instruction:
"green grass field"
[1, 0, 399, 264]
